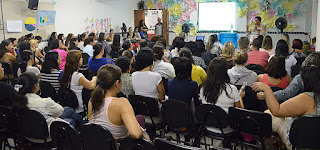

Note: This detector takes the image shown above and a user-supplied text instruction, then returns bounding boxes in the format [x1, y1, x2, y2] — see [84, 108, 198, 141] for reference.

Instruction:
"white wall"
[54, 0, 141, 35]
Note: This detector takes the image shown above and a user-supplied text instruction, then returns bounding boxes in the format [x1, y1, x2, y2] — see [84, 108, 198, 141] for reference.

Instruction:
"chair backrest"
[289, 116, 320, 149]
[40, 81, 58, 102]
[242, 86, 261, 111]
[162, 77, 168, 95]
[196, 104, 228, 130]
[229, 107, 272, 138]
[79, 123, 116, 150]
[16, 109, 49, 140]
[0, 105, 11, 130]
[50, 121, 82, 150]
[128, 95, 160, 117]
[155, 138, 201, 150]
[58, 88, 79, 109]
[82, 53, 90, 65]
[246, 64, 265, 75]
[161, 100, 193, 128]
[12, 62, 20, 78]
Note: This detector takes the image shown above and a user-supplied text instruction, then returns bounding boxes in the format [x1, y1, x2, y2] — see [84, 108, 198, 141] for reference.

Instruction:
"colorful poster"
[85, 17, 111, 34]
[25, 17, 37, 31]
[37, 10, 56, 25]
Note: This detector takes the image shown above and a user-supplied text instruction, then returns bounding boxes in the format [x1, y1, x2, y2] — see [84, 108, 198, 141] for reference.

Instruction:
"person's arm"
[6, 53, 16, 62]
[79, 76, 97, 90]
[199, 67, 207, 82]
[45, 98, 64, 117]
[252, 82, 313, 117]
[193, 83, 201, 107]
[257, 74, 263, 82]
[273, 74, 303, 102]
[261, 25, 266, 36]
[119, 98, 143, 139]
[157, 80, 165, 101]
[88, 100, 93, 119]
[36, 50, 45, 59]
[167, 64, 176, 79]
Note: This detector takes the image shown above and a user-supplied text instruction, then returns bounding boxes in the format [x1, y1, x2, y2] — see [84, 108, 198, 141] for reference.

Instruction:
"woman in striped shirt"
[40, 51, 63, 91]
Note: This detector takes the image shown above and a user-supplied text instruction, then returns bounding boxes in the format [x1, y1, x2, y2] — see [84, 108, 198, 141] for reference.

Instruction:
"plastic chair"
[79, 123, 116, 150]
[82, 53, 90, 66]
[289, 116, 320, 150]
[50, 121, 82, 150]
[155, 138, 202, 150]
[40, 81, 58, 102]
[58, 88, 79, 110]
[162, 77, 168, 95]
[228, 107, 272, 150]
[246, 64, 265, 75]
[0, 105, 18, 150]
[196, 104, 233, 149]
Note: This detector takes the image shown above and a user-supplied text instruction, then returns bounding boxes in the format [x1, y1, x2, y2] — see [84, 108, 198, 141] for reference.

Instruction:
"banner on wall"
[37, 10, 56, 25]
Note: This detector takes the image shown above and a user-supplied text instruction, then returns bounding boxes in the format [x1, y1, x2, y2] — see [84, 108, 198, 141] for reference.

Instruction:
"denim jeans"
[60, 107, 85, 127]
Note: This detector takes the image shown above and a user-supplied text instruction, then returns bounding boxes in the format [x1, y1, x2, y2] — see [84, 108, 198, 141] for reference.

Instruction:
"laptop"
[196, 36, 205, 41]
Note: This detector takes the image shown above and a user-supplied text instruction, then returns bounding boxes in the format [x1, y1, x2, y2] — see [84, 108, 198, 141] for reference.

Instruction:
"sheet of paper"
[6, 21, 22, 32]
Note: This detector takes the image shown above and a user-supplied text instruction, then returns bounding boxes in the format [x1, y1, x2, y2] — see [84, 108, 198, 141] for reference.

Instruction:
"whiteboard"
[6, 21, 22, 32]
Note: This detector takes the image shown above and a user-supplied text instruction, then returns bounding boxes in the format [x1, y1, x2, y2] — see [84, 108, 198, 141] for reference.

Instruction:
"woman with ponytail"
[17, 50, 40, 79]
[88, 64, 143, 139]
[88, 43, 114, 72]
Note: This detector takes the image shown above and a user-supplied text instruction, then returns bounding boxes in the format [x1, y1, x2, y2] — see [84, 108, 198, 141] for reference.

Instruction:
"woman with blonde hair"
[206, 34, 223, 56]
[30, 39, 45, 59]
[221, 41, 235, 69]
[260, 35, 275, 56]
[282, 34, 290, 51]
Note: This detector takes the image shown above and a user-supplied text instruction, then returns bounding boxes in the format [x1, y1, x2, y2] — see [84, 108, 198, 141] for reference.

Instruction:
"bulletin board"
[0, 1, 55, 40]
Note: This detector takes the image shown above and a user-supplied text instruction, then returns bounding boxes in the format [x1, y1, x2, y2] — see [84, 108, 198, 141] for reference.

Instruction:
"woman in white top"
[200, 57, 244, 136]
[88, 65, 143, 139]
[17, 50, 40, 79]
[152, 44, 175, 79]
[259, 35, 275, 56]
[60, 50, 97, 113]
[83, 36, 95, 57]
[206, 34, 223, 56]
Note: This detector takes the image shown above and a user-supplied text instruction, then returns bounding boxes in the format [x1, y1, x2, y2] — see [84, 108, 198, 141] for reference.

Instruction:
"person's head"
[221, 41, 235, 59]
[58, 34, 64, 41]
[122, 50, 134, 64]
[115, 56, 131, 73]
[255, 16, 262, 25]
[26, 33, 34, 40]
[78, 33, 86, 42]
[129, 27, 133, 33]
[139, 26, 144, 32]
[34, 36, 42, 44]
[140, 39, 148, 48]
[158, 38, 166, 47]
[265, 55, 287, 79]
[179, 48, 194, 64]
[139, 20, 145, 27]
[282, 34, 290, 46]
[19, 41, 31, 53]
[91, 65, 122, 112]
[93, 43, 104, 59]
[20, 50, 35, 73]
[41, 51, 61, 74]
[302, 52, 320, 67]
[147, 42, 156, 49]
[252, 38, 262, 50]
[135, 48, 154, 71]
[134, 27, 139, 33]
[84, 36, 95, 46]
[51, 32, 57, 39]
[97, 32, 105, 43]
[151, 35, 160, 43]
[0, 63, 4, 80]
[60, 50, 83, 90]
[292, 39, 303, 50]
[152, 43, 164, 61]
[179, 32, 186, 39]
[17, 72, 39, 94]
[303, 41, 312, 53]
[202, 57, 230, 104]
[0, 39, 14, 52]
[158, 17, 161, 23]
[238, 37, 249, 50]
[29, 39, 38, 50]
[69, 37, 79, 49]
[50, 39, 60, 50]
[122, 40, 132, 51]
[89, 32, 97, 40]
[8, 38, 17, 47]
[233, 50, 248, 65]
[110, 29, 114, 34]
[65, 33, 74, 47]
[275, 39, 289, 58]
[206, 34, 218, 51]
[175, 37, 185, 51]
[18, 36, 28, 45]
[174, 57, 192, 80]
[262, 35, 273, 50]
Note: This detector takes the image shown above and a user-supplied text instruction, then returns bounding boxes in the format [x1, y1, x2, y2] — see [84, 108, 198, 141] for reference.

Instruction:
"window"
[198, 2, 236, 31]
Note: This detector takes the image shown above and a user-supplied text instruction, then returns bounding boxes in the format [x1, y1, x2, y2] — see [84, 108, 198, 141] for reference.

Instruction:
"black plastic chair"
[155, 138, 202, 150]
[40, 81, 58, 102]
[16, 109, 51, 149]
[246, 64, 265, 75]
[58, 88, 79, 110]
[50, 121, 82, 150]
[196, 104, 233, 149]
[79, 123, 116, 150]
[12, 62, 20, 84]
[229, 107, 272, 150]
[82, 53, 90, 66]
[161, 100, 197, 145]
[0, 106, 18, 150]
[162, 77, 168, 95]
[289, 116, 320, 150]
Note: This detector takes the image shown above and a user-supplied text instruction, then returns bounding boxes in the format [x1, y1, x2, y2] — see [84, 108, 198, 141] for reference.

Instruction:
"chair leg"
[204, 136, 207, 150]
[176, 133, 180, 143]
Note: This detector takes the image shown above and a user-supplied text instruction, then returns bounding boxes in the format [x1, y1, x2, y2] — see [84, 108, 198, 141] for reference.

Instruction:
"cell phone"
[240, 82, 247, 92]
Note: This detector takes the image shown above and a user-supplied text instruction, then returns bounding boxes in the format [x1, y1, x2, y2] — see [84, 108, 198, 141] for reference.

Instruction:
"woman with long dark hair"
[17, 50, 40, 79]
[0, 39, 16, 63]
[88, 43, 114, 72]
[40, 51, 62, 91]
[60, 50, 97, 113]
[110, 35, 121, 59]
[51, 39, 68, 70]
[69, 37, 80, 50]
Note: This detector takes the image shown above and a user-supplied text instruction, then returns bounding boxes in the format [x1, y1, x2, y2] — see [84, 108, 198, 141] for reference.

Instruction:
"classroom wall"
[54, 0, 142, 36]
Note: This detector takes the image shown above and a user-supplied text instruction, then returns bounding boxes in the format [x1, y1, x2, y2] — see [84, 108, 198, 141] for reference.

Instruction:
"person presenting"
[155, 17, 163, 37]
[246, 16, 266, 43]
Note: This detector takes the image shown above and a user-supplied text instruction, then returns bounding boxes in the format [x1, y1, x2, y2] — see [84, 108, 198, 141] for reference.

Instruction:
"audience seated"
[259, 35, 275, 56]
[40, 51, 63, 92]
[0, 39, 16, 63]
[30, 39, 45, 60]
[110, 35, 121, 59]
[107, 29, 114, 42]
[179, 48, 207, 86]
[88, 64, 143, 139]
[198, 40, 215, 66]
[83, 36, 95, 57]
[0, 63, 15, 106]
[168, 57, 200, 108]
[228, 50, 257, 87]
[51, 39, 68, 70]
[60, 50, 97, 113]
[221, 41, 235, 69]
[170, 37, 185, 59]
[246, 38, 269, 69]
[252, 53, 320, 149]
[17, 50, 40, 79]
[97, 32, 111, 55]
[237, 36, 250, 53]
[258, 55, 291, 89]
[69, 37, 81, 50]
[88, 43, 114, 72]
[132, 48, 165, 101]
[291, 39, 306, 64]
[115, 56, 135, 97]
[152, 44, 175, 80]
[120, 40, 136, 56]
[77, 33, 86, 50]
[206, 34, 223, 56]
[185, 41, 207, 69]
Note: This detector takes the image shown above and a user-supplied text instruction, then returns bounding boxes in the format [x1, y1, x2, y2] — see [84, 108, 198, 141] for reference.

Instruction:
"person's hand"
[252, 82, 270, 92]
[239, 90, 246, 99]
[254, 25, 257, 31]
[257, 92, 265, 100]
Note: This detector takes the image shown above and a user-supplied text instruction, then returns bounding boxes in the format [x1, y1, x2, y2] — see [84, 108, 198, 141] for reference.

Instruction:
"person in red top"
[257, 55, 291, 89]
[246, 38, 269, 68]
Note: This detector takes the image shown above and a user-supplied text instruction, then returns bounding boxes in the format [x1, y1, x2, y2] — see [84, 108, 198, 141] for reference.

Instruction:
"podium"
[218, 33, 239, 49]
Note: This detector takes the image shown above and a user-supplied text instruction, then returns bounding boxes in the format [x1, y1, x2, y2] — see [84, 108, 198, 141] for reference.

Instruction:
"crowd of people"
[0, 18, 319, 149]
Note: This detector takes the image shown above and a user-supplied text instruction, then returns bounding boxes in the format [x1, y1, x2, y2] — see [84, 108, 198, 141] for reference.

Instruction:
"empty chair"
[228, 107, 272, 150]
[50, 121, 82, 150]
[155, 138, 202, 150]
[289, 117, 320, 150]
[40, 81, 58, 102]
[79, 123, 116, 150]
